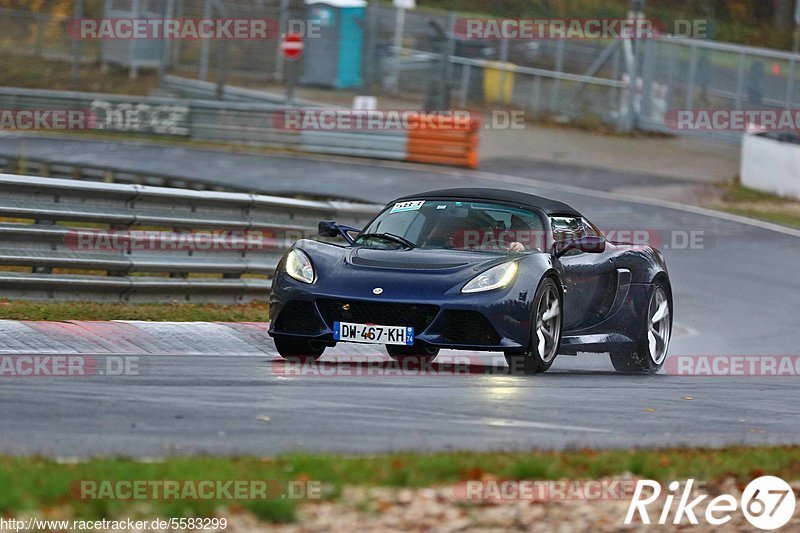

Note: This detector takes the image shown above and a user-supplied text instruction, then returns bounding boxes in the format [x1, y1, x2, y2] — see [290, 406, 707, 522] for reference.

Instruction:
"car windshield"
[355, 200, 546, 253]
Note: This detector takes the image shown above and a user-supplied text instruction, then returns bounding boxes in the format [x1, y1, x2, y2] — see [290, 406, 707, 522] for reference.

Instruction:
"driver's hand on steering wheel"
[509, 241, 525, 252]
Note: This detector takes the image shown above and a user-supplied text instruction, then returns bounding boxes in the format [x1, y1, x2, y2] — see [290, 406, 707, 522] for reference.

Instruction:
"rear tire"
[274, 337, 325, 362]
[386, 345, 439, 364]
[610, 279, 672, 374]
[505, 277, 562, 375]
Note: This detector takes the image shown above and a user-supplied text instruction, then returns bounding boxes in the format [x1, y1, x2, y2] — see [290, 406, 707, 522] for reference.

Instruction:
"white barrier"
[741, 134, 800, 200]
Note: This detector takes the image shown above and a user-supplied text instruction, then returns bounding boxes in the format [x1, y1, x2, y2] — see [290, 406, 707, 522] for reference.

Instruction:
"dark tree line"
[421, 0, 796, 30]
[1, 0, 796, 29]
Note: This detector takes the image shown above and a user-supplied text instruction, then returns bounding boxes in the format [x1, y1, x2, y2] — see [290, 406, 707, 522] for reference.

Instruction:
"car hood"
[300, 241, 518, 274]
[284, 240, 554, 300]
[346, 246, 509, 272]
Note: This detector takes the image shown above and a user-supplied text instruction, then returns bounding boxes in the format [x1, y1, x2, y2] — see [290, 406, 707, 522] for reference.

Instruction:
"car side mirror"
[318, 220, 340, 238]
[555, 235, 606, 258]
[318, 220, 358, 244]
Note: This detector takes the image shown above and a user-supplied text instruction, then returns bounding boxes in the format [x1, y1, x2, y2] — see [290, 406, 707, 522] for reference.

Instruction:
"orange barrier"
[406, 114, 480, 169]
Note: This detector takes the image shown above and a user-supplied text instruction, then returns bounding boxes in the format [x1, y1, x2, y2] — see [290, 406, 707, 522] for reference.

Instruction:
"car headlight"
[285, 249, 315, 284]
[462, 261, 518, 293]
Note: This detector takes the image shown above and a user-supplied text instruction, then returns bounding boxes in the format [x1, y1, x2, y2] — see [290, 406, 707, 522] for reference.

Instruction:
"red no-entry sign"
[281, 32, 304, 60]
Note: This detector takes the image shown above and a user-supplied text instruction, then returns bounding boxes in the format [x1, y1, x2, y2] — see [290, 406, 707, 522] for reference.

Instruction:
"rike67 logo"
[626, 477, 796, 530]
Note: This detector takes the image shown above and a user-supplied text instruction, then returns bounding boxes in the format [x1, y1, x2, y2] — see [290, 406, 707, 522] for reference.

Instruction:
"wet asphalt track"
[0, 135, 799, 457]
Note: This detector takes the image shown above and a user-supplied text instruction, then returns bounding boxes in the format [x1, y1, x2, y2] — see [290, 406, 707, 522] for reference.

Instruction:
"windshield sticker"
[390, 200, 425, 214]
[436, 204, 447, 210]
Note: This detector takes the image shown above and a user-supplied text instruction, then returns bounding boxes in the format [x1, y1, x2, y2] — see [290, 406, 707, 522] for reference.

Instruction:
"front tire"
[610, 280, 672, 374]
[505, 277, 562, 375]
[274, 337, 325, 362]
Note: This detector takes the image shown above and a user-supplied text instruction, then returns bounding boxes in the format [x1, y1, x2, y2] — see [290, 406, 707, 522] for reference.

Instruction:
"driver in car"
[504, 215, 541, 252]
[422, 208, 540, 253]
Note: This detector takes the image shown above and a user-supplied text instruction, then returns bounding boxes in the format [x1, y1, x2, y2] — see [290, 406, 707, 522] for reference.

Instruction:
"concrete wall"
[741, 134, 800, 200]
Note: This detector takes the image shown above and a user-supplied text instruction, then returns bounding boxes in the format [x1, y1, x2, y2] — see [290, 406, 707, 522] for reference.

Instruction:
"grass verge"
[0, 52, 158, 95]
[713, 180, 800, 230]
[0, 300, 267, 322]
[721, 206, 800, 229]
[0, 447, 798, 523]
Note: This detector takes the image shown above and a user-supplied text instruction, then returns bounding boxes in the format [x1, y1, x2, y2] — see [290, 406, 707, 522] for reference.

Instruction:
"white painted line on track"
[281, 399, 612, 433]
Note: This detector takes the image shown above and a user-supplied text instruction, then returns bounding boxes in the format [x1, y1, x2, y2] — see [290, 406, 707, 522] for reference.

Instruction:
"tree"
[773, 0, 794, 30]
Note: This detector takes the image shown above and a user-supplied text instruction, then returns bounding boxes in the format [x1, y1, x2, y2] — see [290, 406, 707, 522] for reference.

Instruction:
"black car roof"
[393, 188, 582, 217]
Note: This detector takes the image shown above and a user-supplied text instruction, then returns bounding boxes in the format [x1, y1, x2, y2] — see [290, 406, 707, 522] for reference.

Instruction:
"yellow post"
[483, 61, 515, 104]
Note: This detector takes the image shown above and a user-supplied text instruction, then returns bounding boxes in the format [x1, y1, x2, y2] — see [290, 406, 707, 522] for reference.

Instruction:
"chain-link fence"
[166, 0, 305, 81]
[0, 7, 101, 62]
[1, 2, 799, 143]
[637, 36, 800, 142]
[377, 4, 800, 142]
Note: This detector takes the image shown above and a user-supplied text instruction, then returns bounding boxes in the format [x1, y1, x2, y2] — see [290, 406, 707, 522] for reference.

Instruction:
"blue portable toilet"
[301, 0, 366, 89]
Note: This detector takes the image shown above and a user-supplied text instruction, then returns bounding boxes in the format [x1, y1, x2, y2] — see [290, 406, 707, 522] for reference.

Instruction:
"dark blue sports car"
[268, 188, 672, 374]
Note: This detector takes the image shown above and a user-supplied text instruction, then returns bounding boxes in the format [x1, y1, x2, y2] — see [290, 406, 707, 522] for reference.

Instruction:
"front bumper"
[268, 285, 531, 352]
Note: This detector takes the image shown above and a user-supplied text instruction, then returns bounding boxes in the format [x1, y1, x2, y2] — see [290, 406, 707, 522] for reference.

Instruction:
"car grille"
[350, 257, 468, 270]
[317, 299, 439, 334]
[438, 310, 501, 345]
[273, 301, 324, 334]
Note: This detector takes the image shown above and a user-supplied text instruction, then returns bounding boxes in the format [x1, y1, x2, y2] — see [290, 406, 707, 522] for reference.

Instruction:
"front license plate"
[333, 322, 414, 345]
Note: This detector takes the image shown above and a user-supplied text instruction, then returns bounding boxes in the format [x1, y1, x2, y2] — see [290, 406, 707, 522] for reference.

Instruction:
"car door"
[552, 216, 619, 331]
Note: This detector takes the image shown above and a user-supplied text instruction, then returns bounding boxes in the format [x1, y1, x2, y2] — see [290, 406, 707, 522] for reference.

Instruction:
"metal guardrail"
[0, 85, 420, 164]
[0, 83, 480, 167]
[0, 173, 381, 303]
[161, 75, 326, 107]
[0, 155, 234, 192]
